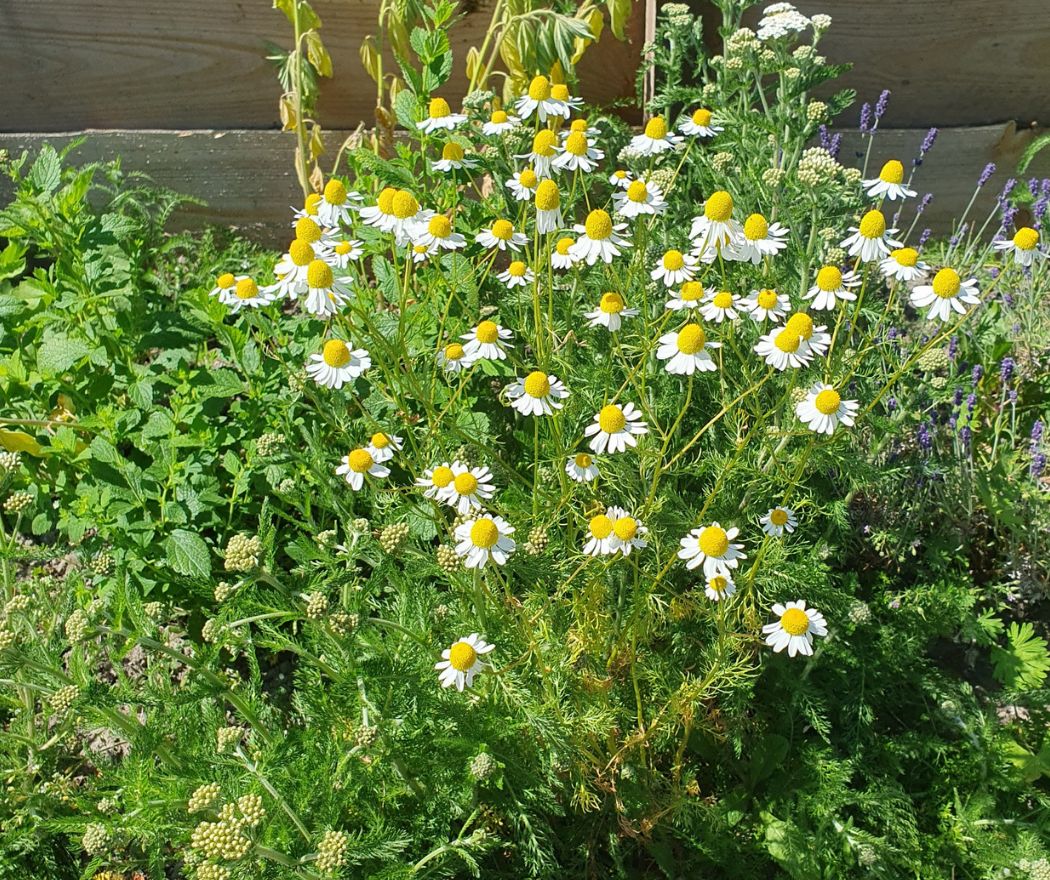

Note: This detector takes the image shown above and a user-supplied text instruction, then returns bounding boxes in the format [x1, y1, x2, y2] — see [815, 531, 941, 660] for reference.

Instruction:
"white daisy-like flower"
[417, 97, 467, 133]
[605, 506, 648, 556]
[612, 179, 668, 219]
[608, 168, 634, 189]
[268, 239, 318, 299]
[570, 209, 630, 265]
[804, 265, 861, 311]
[482, 109, 520, 136]
[514, 75, 567, 123]
[517, 129, 560, 178]
[679, 107, 723, 138]
[586, 291, 639, 332]
[761, 506, 797, 537]
[741, 287, 790, 322]
[302, 260, 352, 317]
[336, 448, 390, 491]
[565, 452, 598, 483]
[411, 214, 466, 253]
[497, 260, 534, 289]
[410, 243, 434, 263]
[365, 432, 402, 464]
[582, 510, 616, 557]
[551, 236, 578, 270]
[533, 180, 563, 235]
[841, 209, 902, 263]
[562, 116, 601, 139]
[292, 192, 323, 222]
[630, 116, 682, 156]
[795, 383, 859, 434]
[386, 191, 430, 246]
[704, 574, 736, 602]
[358, 187, 398, 233]
[505, 167, 539, 202]
[436, 341, 474, 373]
[754, 326, 813, 371]
[699, 288, 741, 323]
[726, 213, 789, 264]
[656, 323, 720, 374]
[432, 141, 478, 173]
[435, 633, 495, 691]
[445, 462, 496, 514]
[549, 83, 582, 114]
[454, 514, 515, 569]
[677, 523, 746, 578]
[462, 320, 513, 361]
[209, 272, 237, 301]
[783, 312, 831, 358]
[665, 280, 706, 312]
[762, 600, 828, 658]
[551, 130, 603, 173]
[324, 237, 364, 269]
[505, 371, 569, 417]
[475, 219, 528, 252]
[689, 190, 743, 257]
[879, 247, 928, 282]
[305, 339, 371, 388]
[292, 216, 330, 256]
[650, 249, 698, 287]
[861, 159, 916, 201]
[224, 277, 275, 313]
[910, 268, 981, 322]
[316, 178, 361, 227]
[416, 463, 455, 501]
[993, 226, 1044, 267]
[584, 403, 648, 454]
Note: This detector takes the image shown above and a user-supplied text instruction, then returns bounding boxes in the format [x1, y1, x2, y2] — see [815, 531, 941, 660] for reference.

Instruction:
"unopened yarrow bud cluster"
[223, 534, 261, 572]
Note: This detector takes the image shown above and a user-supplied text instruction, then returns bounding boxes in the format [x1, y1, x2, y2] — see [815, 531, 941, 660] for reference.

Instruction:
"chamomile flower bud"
[224, 534, 261, 572]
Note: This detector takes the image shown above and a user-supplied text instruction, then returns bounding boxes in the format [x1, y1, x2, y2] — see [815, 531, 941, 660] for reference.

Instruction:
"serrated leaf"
[28, 146, 62, 195]
[36, 333, 89, 374]
[165, 529, 211, 578]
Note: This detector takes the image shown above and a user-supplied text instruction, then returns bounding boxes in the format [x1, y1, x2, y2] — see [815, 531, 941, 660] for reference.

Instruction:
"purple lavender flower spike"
[917, 193, 933, 214]
[859, 103, 872, 134]
[948, 336, 958, 360]
[1000, 357, 1015, 383]
[971, 364, 983, 385]
[977, 162, 996, 188]
[918, 227, 932, 246]
[874, 89, 891, 121]
[829, 132, 842, 159]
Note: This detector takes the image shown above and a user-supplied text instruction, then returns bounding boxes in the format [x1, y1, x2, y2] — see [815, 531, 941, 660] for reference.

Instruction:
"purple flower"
[1000, 357, 1015, 383]
[917, 193, 933, 214]
[1034, 194, 1049, 223]
[977, 162, 996, 188]
[1033, 452, 1047, 478]
[971, 364, 983, 385]
[967, 392, 977, 413]
[819, 124, 832, 151]
[917, 422, 933, 453]
[918, 227, 932, 247]
[948, 336, 958, 361]
[1032, 419, 1044, 444]
[859, 102, 872, 134]
[874, 89, 891, 122]
[829, 133, 842, 159]
[949, 223, 968, 247]
[1030, 178, 1041, 198]
[998, 178, 1017, 205]
[887, 326, 899, 341]
[1008, 389, 1018, 403]
[953, 387, 963, 407]
[959, 425, 972, 449]
[915, 128, 938, 166]
[887, 396, 898, 412]
[999, 206, 1018, 232]
[1002, 292, 1013, 307]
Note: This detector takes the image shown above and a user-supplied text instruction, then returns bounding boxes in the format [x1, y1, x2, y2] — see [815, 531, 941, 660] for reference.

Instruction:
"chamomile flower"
[993, 226, 1044, 266]
[387, 190, 430, 245]
[454, 514, 515, 568]
[324, 237, 364, 269]
[364, 432, 402, 464]
[518, 129, 559, 178]
[446, 463, 496, 514]
[515, 75, 565, 122]
[303, 260, 352, 317]
[416, 463, 455, 501]
[678, 523, 745, 578]
[505, 371, 569, 416]
[497, 261, 535, 289]
[292, 216, 329, 255]
[225, 277, 274, 313]
[880, 247, 928, 282]
[606, 507, 648, 556]
[586, 291, 639, 332]
[336, 448, 389, 491]
[268, 239, 316, 299]
[582, 511, 616, 557]
[505, 167, 539, 201]
[804, 265, 860, 311]
[417, 97, 467, 133]
[796, 383, 858, 434]
[412, 214, 466, 252]
[704, 574, 736, 602]
[564, 117, 601, 139]
[585, 403, 648, 454]
[436, 341, 473, 373]
[656, 323, 720, 374]
[727, 213, 789, 263]
[305, 339, 371, 389]
[482, 109, 520, 136]
[700, 288, 741, 323]
[292, 192, 322, 221]
[432, 141, 478, 173]
[762, 601, 828, 657]
[741, 287, 790, 322]
[609, 168, 634, 189]
[549, 83, 582, 114]
[316, 178, 361, 227]
[783, 312, 830, 357]
[861, 159, 916, 201]
[665, 281, 706, 312]
[689, 190, 743, 257]
[358, 187, 398, 232]
[651, 249, 698, 287]
[570, 209, 630, 265]
[612, 179, 668, 219]
[910, 268, 981, 322]
[209, 272, 237, 300]
[680, 107, 723, 138]
[630, 116, 682, 156]
[551, 236, 578, 269]
[754, 327, 813, 371]
[435, 633, 494, 691]
[551, 130, 603, 173]
[475, 219, 528, 252]
[533, 180, 563, 234]
[761, 506, 797, 537]
[841, 209, 901, 262]
[565, 452, 599, 483]
[462, 320, 513, 361]
[410, 243, 433, 263]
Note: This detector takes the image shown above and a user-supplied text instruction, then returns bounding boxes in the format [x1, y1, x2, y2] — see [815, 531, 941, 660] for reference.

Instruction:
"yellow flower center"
[574, 453, 592, 468]
[295, 217, 322, 243]
[443, 342, 465, 361]
[304, 192, 322, 215]
[307, 260, 334, 289]
[599, 291, 625, 314]
[507, 261, 527, 277]
[391, 191, 420, 219]
[448, 640, 478, 671]
[780, 607, 810, 636]
[704, 191, 734, 222]
[588, 514, 613, 539]
[322, 339, 351, 367]
[570, 118, 587, 132]
[662, 249, 685, 271]
[680, 281, 703, 302]
[490, 219, 514, 241]
[348, 449, 373, 473]
[490, 110, 508, 124]
[692, 108, 713, 126]
[626, 180, 650, 203]
[475, 320, 499, 344]
[323, 179, 347, 206]
[335, 241, 353, 255]
[454, 472, 479, 495]
[644, 116, 668, 139]
[878, 159, 904, 184]
[234, 278, 259, 300]
[816, 266, 842, 292]
[712, 291, 734, 309]
[215, 272, 235, 289]
[598, 405, 626, 434]
[376, 187, 397, 214]
[535, 179, 560, 211]
[414, 244, 428, 255]
[757, 288, 779, 309]
[527, 75, 552, 102]
[858, 209, 887, 239]
[931, 268, 961, 299]
[1013, 227, 1039, 250]
[428, 97, 451, 119]
[371, 432, 390, 449]
[551, 83, 570, 101]
[532, 129, 558, 157]
[774, 330, 801, 353]
[441, 142, 465, 162]
[698, 526, 729, 558]
[613, 517, 638, 541]
[891, 247, 918, 267]
[676, 323, 706, 354]
[523, 370, 551, 398]
[814, 389, 841, 415]
[743, 213, 769, 241]
[786, 312, 814, 339]
[470, 518, 500, 549]
[564, 131, 589, 156]
[614, 169, 628, 180]
[555, 237, 574, 255]
[519, 168, 538, 189]
[770, 508, 789, 526]
[428, 215, 452, 238]
[431, 466, 454, 488]
[288, 238, 314, 266]
[708, 575, 729, 593]
[584, 209, 613, 240]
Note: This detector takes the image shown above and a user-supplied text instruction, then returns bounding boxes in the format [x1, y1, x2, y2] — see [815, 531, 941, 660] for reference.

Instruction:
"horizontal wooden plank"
[0, 124, 1046, 240]
[0, 0, 644, 133]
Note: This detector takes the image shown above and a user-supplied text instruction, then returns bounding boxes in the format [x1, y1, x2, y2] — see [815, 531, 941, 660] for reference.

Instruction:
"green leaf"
[992, 622, 1050, 690]
[28, 145, 62, 195]
[1019, 131, 1050, 173]
[0, 429, 43, 457]
[165, 529, 212, 578]
[36, 333, 89, 374]
[608, 0, 630, 40]
[394, 90, 419, 130]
